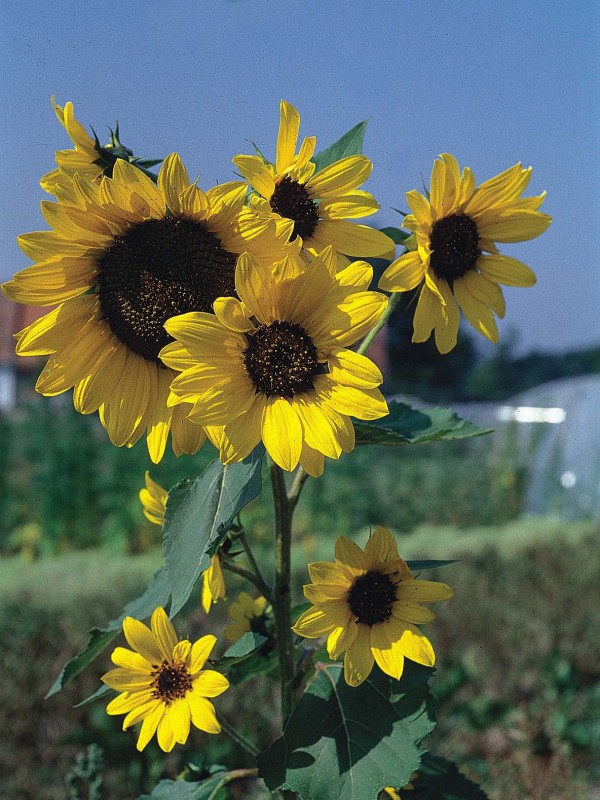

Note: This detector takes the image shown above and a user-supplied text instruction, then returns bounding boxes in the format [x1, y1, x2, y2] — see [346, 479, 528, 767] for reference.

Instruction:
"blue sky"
[1, 0, 598, 354]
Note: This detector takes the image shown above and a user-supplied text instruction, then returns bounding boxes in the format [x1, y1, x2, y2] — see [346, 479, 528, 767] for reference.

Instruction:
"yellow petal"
[335, 536, 368, 570]
[192, 670, 230, 698]
[188, 693, 221, 734]
[343, 626, 375, 686]
[276, 100, 301, 174]
[122, 616, 163, 664]
[319, 190, 380, 219]
[478, 254, 537, 287]
[364, 527, 399, 565]
[461, 271, 506, 318]
[370, 621, 406, 680]
[213, 296, 254, 332]
[327, 621, 358, 659]
[453, 278, 499, 343]
[262, 397, 303, 471]
[150, 607, 178, 660]
[308, 155, 372, 197]
[311, 219, 394, 258]
[233, 155, 275, 199]
[157, 153, 190, 215]
[379, 251, 426, 293]
[189, 635, 217, 675]
[476, 210, 552, 243]
[396, 579, 453, 602]
[136, 703, 164, 751]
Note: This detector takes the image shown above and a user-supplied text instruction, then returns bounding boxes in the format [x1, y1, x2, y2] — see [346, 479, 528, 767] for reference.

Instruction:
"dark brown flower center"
[347, 570, 398, 627]
[270, 176, 319, 241]
[429, 212, 481, 283]
[97, 217, 237, 363]
[151, 660, 193, 704]
[243, 320, 323, 398]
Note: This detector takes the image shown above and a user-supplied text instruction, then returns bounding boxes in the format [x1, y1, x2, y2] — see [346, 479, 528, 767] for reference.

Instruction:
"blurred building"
[0, 295, 46, 410]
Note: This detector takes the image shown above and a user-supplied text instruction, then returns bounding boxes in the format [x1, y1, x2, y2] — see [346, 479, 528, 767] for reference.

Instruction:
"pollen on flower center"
[429, 212, 481, 282]
[151, 660, 193, 704]
[269, 176, 320, 241]
[347, 570, 398, 627]
[243, 320, 323, 398]
[97, 217, 237, 363]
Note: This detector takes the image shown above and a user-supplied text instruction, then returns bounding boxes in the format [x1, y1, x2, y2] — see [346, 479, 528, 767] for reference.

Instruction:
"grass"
[1, 516, 599, 799]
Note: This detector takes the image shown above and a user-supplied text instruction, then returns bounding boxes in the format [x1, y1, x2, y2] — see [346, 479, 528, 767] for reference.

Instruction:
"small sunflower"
[233, 100, 394, 259]
[292, 527, 453, 687]
[40, 97, 148, 204]
[161, 246, 389, 477]
[224, 592, 268, 643]
[139, 472, 226, 611]
[379, 154, 552, 353]
[102, 607, 229, 752]
[4, 153, 289, 463]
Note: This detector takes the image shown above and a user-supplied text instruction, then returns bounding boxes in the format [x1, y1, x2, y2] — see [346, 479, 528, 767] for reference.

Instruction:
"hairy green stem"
[219, 716, 260, 757]
[222, 561, 273, 604]
[239, 529, 271, 600]
[357, 291, 401, 356]
[270, 463, 295, 722]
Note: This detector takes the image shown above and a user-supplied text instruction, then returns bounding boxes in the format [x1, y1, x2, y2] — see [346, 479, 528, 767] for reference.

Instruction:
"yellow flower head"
[102, 607, 229, 752]
[161, 246, 389, 476]
[139, 471, 168, 526]
[224, 591, 268, 643]
[233, 100, 394, 259]
[379, 154, 552, 353]
[138, 473, 226, 611]
[292, 527, 453, 687]
[4, 153, 290, 463]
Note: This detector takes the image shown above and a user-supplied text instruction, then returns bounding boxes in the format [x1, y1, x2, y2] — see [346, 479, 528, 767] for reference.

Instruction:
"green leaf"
[406, 560, 458, 571]
[355, 401, 491, 446]
[312, 120, 368, 174]
[220, 631, 268, 662]
[139, 774, 227, 800]
[45, 568, 170, 698]
[164, 449, 264, 616]
[258, 662, 436, 800]
[405, 753, 489, 799]
[378, 226, 411, 244]
[74, 683, 113, 707]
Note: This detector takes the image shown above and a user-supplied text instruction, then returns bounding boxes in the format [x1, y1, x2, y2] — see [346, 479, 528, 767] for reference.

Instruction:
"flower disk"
[292, 527, 454, 687]
[102, 607, 229, 752]
[379, 154, 552, 353]
[161, 246, 389, 476]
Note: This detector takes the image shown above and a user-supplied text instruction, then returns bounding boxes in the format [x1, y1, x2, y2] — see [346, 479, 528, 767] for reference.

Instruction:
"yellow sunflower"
[292, 527, 453, 687]
[233, 100, 394, 259]
[379, 154, 552, 353]
[139, 471, 227, 611]
[102, 607, 229, 752]
[224, 592, 268, 643]
[4, 153, 289, 463]
[160, 246, 389, 477]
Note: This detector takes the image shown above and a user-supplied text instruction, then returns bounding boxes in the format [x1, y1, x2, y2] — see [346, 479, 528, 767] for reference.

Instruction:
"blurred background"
[1, 1, 598, 798]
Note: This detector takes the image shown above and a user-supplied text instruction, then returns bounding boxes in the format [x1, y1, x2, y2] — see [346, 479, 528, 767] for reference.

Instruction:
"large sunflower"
[379, 154, 552, 353]
[102, 607, 229, 752]
[233, 100, 394, 259]
[292, 527, 453, 687]
[3, 154, 289, 462]
[160, 247, 389, 477]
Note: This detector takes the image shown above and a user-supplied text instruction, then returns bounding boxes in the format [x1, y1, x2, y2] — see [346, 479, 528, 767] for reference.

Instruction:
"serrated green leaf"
[378, 226, 411, 245]
[355, 401, 491, 447]
[164, 449, 263, 616]
[312, 120, 368, 174]
[220, 631, 268, 661]
[45, 568, 170, 698]
[258, 662, 436, 800]
[139, 774, 227, 800]
[406, 753, 489, 799]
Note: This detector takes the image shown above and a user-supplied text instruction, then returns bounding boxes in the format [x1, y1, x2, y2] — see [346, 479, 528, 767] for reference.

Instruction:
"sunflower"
[40, 97, 148, 204]
[378, 154, 552, 353]
[292, 527, 453, 687]
[139, 471, 227, 611]
[233, 100, 394, 259]
[160, 246, 389, 477]
[102, 607, 229, 752]
[224, 592, 269, 643]
[4, 153, 290, 463]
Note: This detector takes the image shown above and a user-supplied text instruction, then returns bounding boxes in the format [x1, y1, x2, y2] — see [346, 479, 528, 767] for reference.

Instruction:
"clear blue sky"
[1, 0, 598, 354]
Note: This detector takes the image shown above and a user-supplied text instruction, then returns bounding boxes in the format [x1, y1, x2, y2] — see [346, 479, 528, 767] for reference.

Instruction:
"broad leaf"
[139, 775, 227, 800]
[405, 753, 489, 799]
[406, 560, 457, 572]
[258, 662, 436, 800]
[355, 401, 491, 446]
[312, 120, 368, 174]
[164, 450, 264, 616]
[378, 226, 411, 245]
[220, 631, 268, 662]
[45, 568, 170, 698]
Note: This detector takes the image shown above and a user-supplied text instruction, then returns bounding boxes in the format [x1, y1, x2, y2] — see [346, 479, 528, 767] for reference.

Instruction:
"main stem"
[270, 463, 295, 722]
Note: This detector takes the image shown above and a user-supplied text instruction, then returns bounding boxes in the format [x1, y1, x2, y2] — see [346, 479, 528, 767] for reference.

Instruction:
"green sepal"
[312, 120, 368, 174]
[45, 567, 170, 698]
[163, 448, 264, 616]
[355, 401, 491, 446]
[258, 661, 436, 800]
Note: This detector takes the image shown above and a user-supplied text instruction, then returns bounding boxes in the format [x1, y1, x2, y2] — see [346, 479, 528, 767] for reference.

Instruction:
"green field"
[1, 517, 598, 800]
